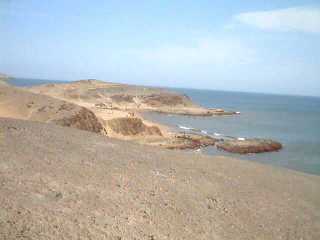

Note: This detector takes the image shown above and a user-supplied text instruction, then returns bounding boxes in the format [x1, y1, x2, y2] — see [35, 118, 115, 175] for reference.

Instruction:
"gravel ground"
[0, 118, 319, 240]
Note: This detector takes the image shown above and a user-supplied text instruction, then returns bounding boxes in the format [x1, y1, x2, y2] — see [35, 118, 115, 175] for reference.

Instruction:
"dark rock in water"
[216, 138, 282, 154]
[165, 133, 217, 150]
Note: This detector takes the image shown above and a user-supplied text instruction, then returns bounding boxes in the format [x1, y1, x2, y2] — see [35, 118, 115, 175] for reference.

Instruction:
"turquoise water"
[9, 78, 320, 175]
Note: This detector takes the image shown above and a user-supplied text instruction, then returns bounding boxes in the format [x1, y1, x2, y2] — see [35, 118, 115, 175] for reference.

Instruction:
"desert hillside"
[0, 118, 319, 240]
[0, 84, 105, 134]
[26, 80, 286, 154]
[28, 79, 235, 116]
[0, 84, 220, 150]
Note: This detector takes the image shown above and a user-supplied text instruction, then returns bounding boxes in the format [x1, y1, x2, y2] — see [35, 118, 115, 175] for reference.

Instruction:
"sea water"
[144, 88, 320, 176]
[9, 78, 320, 175]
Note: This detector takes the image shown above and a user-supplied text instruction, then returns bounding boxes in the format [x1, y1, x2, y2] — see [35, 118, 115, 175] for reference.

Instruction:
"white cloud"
[234, 6, 320, 33]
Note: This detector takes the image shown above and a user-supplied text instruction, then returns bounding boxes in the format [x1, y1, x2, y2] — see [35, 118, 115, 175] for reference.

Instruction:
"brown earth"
[26, 80, 237, 149]
[163, 133, 217, 150]
[0, 84, 105, 134]
[0, 83, 204, 150]
[141, 93, 192, 107]
[28, 79, 237, 116]
[107, 117, 162, 137]
[1, 81, 283, 153]
[0, 118, 319, 240]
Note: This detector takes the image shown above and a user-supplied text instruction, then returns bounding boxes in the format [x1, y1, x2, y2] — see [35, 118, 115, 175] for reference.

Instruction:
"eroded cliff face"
[53, 107, 105, 134]
[106, 117, 162, 137]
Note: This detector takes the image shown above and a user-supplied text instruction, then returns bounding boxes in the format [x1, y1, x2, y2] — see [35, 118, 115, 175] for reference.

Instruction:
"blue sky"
[1, 0, 320, 96]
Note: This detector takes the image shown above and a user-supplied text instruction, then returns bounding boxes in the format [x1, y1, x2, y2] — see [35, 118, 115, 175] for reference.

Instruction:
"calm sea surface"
[9, 78, 320, 175]
[145, 88, 320, 176]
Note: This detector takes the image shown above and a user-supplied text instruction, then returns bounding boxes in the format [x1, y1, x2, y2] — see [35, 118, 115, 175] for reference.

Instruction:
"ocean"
[144, 88, 320, 175]
[8, 78, 320, 175]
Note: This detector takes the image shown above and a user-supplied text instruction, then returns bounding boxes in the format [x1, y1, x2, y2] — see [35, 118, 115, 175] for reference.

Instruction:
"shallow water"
[9, 78, 320, 175]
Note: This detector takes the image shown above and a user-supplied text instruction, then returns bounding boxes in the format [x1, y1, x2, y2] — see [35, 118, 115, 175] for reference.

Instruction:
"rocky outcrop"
[53, 107, 105, 134]
[216, 139, 282, 154]
[107, 117, 162, 136]
[164, 133, 216, 150]
[142, 93, 192, 107]
[110, 94, 135, 103]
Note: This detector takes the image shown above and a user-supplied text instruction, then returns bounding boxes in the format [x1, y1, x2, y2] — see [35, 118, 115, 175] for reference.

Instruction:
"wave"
[177, 125, 194, 130]
[237, 137, 246, 141]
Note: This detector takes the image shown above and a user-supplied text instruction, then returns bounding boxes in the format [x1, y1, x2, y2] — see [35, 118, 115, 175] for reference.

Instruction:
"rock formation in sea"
[216, 139, 283, 154]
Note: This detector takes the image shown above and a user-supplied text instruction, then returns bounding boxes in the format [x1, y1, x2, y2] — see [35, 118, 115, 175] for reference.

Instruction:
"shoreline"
[3, 78, 285, 158]
[1, 79, 319, 238]
[3, 79, 283, 154]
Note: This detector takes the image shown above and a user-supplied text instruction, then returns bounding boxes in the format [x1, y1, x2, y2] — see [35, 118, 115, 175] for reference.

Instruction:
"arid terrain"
[0, 78, 319, 239]
[0, 118, 319, 240]
[28, 79, 236, 117]
[25, 80, 281, 153]
[0, 84, 105, 134]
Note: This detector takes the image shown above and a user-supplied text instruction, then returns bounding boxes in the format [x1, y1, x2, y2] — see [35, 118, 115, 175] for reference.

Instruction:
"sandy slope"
[0, 118, 319, 240]
[0, 84, 105, 134]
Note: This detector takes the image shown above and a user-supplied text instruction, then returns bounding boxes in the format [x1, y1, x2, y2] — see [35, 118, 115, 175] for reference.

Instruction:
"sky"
[0, 0, 320, 96]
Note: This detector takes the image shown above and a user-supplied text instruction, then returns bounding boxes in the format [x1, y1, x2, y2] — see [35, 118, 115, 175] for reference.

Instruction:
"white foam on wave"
[237, 137, 246, 141]
[201, 130, 208, 134]
[214, 132, 222, 136]
[178, 125, 193, 130]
